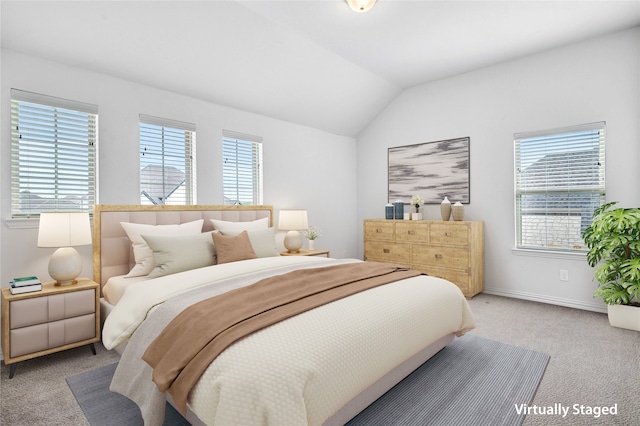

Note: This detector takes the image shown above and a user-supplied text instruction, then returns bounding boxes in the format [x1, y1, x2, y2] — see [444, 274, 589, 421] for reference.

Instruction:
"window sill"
[4, 218, 39, 229]
[511, 247, 586, 261]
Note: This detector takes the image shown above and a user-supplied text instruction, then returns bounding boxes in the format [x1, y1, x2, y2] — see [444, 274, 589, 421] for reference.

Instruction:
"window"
[10, 89, 98, 218]
[222, 130, 263, 206]
[515, 122, 605, 252]
[139, 115, 195, 205]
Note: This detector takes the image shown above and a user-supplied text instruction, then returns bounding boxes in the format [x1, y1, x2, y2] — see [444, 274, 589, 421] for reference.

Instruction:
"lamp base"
[284, 230, 303, 253]
[49, 247, 83, 285]
[54, 280, 78, 286]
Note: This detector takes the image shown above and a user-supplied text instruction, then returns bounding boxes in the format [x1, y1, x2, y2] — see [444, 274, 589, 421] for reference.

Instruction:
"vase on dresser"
[452, 202, 464, 221]
[308, 240, 316, 250]
[441, 197, 451, 221]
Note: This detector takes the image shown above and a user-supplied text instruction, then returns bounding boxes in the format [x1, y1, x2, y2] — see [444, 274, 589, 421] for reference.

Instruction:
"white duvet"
[105, 257, 476, 426]
[103, 256, 331, 349]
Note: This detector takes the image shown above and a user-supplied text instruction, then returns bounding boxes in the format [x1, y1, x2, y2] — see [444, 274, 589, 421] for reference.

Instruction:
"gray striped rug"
[67, 334, 548, 426]
[347, 333, 550, 426]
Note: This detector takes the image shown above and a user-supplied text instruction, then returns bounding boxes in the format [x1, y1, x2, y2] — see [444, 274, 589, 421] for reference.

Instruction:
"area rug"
[67, 334, 549, 426]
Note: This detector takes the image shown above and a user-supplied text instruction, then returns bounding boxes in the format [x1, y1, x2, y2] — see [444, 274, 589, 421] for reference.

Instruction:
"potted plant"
[582, 202, 640, 331]
[303, 226, 322, 250]
[411, 195, 424, 220]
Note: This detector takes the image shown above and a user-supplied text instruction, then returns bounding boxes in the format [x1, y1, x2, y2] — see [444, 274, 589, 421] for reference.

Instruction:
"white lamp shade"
[278, 210, 309, 231]
[38, 212, 92, 247]
[38, 212, 91, 285]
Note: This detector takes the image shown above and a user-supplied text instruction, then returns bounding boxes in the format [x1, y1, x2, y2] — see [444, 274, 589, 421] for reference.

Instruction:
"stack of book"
[10, 276, 43, 294]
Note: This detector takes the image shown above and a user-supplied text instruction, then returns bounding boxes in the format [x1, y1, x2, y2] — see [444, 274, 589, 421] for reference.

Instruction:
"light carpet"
[67, 334, 549, 426]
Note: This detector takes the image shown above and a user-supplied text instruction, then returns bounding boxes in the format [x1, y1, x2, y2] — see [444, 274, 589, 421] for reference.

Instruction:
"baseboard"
[483, 288, 607, 314]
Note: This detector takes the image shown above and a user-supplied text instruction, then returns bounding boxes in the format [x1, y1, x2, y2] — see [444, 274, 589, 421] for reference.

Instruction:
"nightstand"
[1, 278, 100, 378]
[280, 249, 331, 257]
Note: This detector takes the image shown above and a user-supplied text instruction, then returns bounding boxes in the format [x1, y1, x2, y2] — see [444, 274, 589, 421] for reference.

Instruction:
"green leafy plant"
[303, 226, 322, 241]
[582, 202, 640, 306]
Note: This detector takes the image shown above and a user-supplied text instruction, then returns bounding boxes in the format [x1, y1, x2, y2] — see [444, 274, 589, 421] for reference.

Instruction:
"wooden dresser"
[364, 219, 484, 298]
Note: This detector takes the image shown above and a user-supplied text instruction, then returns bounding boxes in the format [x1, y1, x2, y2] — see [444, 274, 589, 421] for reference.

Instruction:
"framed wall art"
[388, 136, 470, 204]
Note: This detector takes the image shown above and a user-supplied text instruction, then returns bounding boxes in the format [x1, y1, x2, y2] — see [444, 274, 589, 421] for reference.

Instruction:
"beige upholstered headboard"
[92, 204, 274, 293]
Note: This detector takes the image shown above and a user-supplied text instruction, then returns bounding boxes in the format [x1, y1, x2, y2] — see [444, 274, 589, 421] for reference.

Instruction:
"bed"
[95, 204, 476, 426]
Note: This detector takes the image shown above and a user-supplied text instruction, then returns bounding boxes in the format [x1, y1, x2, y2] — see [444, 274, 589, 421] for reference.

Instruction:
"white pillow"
[220, 227, 280, 258]
[142, 231, 216, 278]
[120, 219, 204, 277]
[210, 217, 269, 233]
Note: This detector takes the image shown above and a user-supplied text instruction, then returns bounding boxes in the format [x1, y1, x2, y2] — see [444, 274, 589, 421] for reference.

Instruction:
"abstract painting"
[388, 137, 470, 204]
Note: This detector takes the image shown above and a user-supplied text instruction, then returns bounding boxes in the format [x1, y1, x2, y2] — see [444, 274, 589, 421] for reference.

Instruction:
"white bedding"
[102, 274, 149, 306]
[105, 257, 476, 426]
[102, 256, 331, 349]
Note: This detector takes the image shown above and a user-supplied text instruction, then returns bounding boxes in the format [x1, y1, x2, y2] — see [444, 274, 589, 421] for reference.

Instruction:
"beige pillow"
[120, 220, 204, 277]
[210, 217, 269, 233]
[212, 231, 258, 264]
[142, 231, 216, 278]
[220, 227, 279, 258]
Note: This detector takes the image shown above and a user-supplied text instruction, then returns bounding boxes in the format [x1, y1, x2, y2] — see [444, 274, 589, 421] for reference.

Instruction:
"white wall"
[357, 27, 640, 312]
[0, 49, 359, 288]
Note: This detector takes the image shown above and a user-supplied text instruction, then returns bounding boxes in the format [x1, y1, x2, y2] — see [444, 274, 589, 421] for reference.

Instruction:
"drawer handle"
[435, 254, 443, 259]
[383, 249, 390, 254]
[376, 228, 382, 233]
[407, 230, 415, 235]
[444, 232, 452, 237]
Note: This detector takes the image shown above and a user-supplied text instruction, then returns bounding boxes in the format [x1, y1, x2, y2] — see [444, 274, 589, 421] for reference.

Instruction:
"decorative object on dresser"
[37, 212, 92, 285]
[278, 209, 309, 253]
[1, 278, 100, 378]
[411, 195, 424, 220]
[393, 200, 404, 220]
[440, 197, 451, 221]
[385, 203, 394, 220]
[452, 201, 465, 221]
[388, 137, 470, 204]
[364, 219, 484, 298]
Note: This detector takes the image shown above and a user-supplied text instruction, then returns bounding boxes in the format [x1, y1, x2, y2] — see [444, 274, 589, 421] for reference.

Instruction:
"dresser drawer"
[430, 223, 470, 246]
[395, 222, 429, 242]
[364, 221, 395, 241]
[364, 241, 411, 265]
[414, 265, 471, 296]
[412, 245, 470, 269]
[10, 313, 96, 358]
[9, 324, 49, 357]
[10, 289, 96, 329]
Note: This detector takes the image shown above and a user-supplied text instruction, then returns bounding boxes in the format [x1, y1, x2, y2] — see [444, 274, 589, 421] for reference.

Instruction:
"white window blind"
[139, 115, 195, 205]
[514, 122, 605, 252]
[10, 89, 98, 218]
[222, 130, 263, 206]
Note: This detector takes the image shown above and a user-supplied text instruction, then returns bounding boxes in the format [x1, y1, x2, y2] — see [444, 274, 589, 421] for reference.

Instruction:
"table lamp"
[37, 212, 92, 285]
[278, 209, 308, 253]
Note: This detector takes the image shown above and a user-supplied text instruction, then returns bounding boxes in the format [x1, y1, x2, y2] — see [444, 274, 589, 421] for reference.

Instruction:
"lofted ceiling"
[2, 1, 639, 137]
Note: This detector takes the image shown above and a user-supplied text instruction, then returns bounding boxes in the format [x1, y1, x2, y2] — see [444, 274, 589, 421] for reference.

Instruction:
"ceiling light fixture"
[346, 0, 377, 13]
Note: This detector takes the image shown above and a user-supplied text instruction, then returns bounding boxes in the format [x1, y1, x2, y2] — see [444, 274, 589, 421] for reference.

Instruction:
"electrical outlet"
[560, 269, 569, 281]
